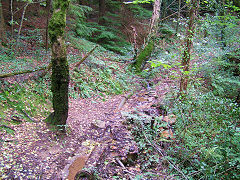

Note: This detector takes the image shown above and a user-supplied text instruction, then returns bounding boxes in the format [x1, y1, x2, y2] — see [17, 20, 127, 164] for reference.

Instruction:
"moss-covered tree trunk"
[48, 0, 70, 130]
[179, 0, 198, 93]
[132, 0, 161, 73]
[133, 40, 154, 72]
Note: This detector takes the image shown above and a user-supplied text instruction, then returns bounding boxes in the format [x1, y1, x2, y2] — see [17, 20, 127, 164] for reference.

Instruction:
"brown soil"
[0, 78, 174, 179]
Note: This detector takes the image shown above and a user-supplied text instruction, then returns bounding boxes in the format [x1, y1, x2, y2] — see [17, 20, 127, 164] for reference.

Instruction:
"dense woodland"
[0, 0, 240, 179]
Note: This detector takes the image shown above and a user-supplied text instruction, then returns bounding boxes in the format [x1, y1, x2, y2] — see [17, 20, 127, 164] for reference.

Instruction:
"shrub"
[165, 89, 240, 179]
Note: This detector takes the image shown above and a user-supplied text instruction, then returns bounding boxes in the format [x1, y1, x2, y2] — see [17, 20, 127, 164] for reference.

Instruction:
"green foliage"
[0, 79, 51, 118]
[0, 125, 15, 136]
[0, 78, 52, 138]
[158, 24, 176, 39]
[69, 2, 130, 54]
[68, 2, 93, 37]
[200, 49, 240, 99]
[165, 89, 240, 179]
[70, 63, 133, 99]
[106, 0, 121, 13]
[85, 22, 130, 54]
[128, 4, 152, 19]
[66, 38, 135, 99]
[125, 0, 154, 4]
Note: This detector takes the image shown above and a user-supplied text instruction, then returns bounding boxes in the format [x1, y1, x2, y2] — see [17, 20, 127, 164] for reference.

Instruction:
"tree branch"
[73, 46, 98, 69]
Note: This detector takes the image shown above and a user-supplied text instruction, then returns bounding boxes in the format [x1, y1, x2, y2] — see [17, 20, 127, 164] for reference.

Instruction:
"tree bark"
[132, 0, 162, 72]
[149, 0, 162, 36]
[47, 0, 70, 131]
[176, 0, 181, 33]
[98, 0, 106, 24]
[0, 0, 6, 46]
[45, 0, 52, 51]
[179, 0, 198, 93]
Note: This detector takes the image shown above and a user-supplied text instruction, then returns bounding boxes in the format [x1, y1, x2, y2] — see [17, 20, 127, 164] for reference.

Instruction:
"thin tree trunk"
[45, 0, 51, 51]
[10, 0, 14, 37]
[179, 0, 198, 93]
[98, 0, 105, 24]
[220, 0, 226, 48]
[176, 0, 181, 33]
[47, 0, 70, 131]
[149, 0, 162, 36]
[18, 3, 29, 37]
[133, 0, 162, 72]
[0, 0, 6, 46]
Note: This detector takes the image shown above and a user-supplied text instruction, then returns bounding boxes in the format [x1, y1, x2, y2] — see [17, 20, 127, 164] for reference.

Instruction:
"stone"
[92, 119, 106, 129]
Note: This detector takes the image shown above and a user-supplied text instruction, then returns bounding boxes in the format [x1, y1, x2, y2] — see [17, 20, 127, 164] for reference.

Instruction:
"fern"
[128, 4, 152, 19]
[68, 1, 94, 38]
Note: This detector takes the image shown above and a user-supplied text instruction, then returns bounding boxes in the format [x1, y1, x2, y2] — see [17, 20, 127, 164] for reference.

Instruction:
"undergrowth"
[0, 77, 52, 136]
[165, 88, 240, 179]
[69, 0, 131, 54]
[122, 85, 240, 179]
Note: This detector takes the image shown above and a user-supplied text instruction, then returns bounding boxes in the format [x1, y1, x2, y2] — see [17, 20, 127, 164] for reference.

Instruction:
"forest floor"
[0, 43, 176, 179]
[0, 78, 173, 179]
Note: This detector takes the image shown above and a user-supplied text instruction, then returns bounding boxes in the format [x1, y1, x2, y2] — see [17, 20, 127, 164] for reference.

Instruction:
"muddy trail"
[0, 78, 174, 179]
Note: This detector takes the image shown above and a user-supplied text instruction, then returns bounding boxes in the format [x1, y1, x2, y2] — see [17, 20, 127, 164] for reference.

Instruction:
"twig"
[73, 46, 98, 68]
[140, 122, 189, 180]
[160, 4, 187, 22]
[18, 3, 30, 37]
[117, 92, 133, 110]
[21, 110, 37, 122]
[115, 157, 135, 180]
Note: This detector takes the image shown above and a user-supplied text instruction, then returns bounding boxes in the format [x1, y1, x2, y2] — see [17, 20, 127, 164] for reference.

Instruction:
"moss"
[51, 57, 69, 126]
[48, 0, 70, 43]
[133, 40, 154, 72]
[47, 0, 70, 130]
[53, 0, 70, 10]
[48, 12, 65, 42]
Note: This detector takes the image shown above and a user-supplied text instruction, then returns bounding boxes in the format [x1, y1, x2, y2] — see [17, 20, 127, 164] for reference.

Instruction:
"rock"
[92, 119, 106, 129]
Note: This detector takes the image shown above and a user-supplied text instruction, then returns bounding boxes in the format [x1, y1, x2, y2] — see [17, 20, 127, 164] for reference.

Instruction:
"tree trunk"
[45, 0, 52, 51]
[133, 40, 154, 72]
[98, 0, 105, 24]
[220, 0, 226, 48]
[149, 0, 162, 36]
[0, 0, 6, 46]
[176, 0, 181, 33]
[47, 0, 70, 131]
[179, 0, 198, 93]
[132, 0, 162, 72]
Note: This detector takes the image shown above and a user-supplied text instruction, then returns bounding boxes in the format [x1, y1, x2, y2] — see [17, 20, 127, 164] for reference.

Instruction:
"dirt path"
[0, 80, 172, 179]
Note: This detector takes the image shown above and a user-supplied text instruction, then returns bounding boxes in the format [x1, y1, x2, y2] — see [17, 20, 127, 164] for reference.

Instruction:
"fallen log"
[0, 63, 52, 79]
[73, 45, 98, 69]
